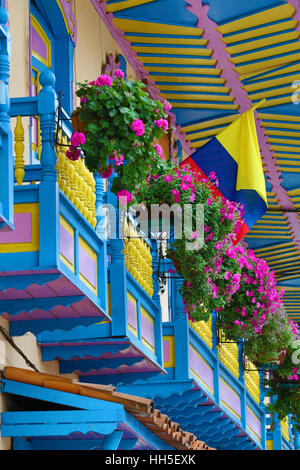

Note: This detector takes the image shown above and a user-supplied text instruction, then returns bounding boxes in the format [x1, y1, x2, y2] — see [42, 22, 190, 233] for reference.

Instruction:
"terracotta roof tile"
[3, 367, 215, 451]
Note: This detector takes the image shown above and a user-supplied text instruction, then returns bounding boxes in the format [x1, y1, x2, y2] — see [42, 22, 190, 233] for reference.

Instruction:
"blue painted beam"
[0, 379, 121, 411]
[37, 322, 112, 343]
[10, 97, 38, 117]
[0, 295, 85, 315]
[59, 356, 145, 374]
[9, 316, 103, 337]
[40, 343, 130, 361]
[1, 409, 122, 437]
[13, 437, 138, 451]
[0, 273, 61, 292]
[78, 371, 162, 385]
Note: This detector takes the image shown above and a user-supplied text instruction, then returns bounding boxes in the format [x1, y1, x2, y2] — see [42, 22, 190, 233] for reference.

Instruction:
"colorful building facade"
[0, 0, 299, 451]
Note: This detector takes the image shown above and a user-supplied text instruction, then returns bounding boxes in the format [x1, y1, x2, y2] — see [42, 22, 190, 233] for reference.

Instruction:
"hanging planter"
[130, 163, 243, 322]
[67, 69, 171, 197]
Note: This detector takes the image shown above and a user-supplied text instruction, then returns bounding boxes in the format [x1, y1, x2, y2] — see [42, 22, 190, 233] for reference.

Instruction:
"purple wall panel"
[127, 297, 137, 331]
[60, 223, 74, 265]
[141, 312, 155, 348]
[31, 24, 47, 61]
[189, 346, 214, 392]
[219, 379, 241, 418]
[246, 407, 261, 440]
[78, 244, 97, 288]
[163, 339, 170, 363]
[0, 212, 32, 243]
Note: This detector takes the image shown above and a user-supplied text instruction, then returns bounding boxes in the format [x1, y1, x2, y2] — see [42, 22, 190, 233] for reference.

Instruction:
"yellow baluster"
[14, 116, 25, 185]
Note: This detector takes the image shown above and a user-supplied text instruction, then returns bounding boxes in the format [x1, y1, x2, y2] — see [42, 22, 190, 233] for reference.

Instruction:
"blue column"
[272, 404, 282, 450]
[0, 3, 13, 229]
[151, 240, 163, 367]
[38, 70, 59, 268]
[211, 310, 220, 405]
[238, 341, 246, 431]
[258, 369, 267, 450]
[173, 277, 189, 380]
[110, 236, 127, 336]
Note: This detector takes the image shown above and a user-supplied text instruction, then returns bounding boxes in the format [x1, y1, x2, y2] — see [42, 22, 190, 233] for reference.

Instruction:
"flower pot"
[71, 109, 86, 133]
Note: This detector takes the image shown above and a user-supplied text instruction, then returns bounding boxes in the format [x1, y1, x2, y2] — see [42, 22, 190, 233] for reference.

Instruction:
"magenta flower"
[131, 118, 145, 136]
[66, 146, 81, 161]
[164, 174, 173, 182]
[100, 166, 113, 178]
[96, 74, 113, 87]
[154, 118, 168, 131]
[117, 189, 133, 205]
[189, 193, 196, 203]
[224, 271, 232, 280]
[112, 68, 124, 79]
[207, 198, 213, 206]
[153, 143, 163, 159]
[209, 171, 216, 180]
[70, 132, 86, 147]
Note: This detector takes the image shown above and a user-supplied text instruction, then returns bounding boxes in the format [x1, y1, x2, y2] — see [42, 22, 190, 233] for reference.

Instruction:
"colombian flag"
[181, 107, 268, 243]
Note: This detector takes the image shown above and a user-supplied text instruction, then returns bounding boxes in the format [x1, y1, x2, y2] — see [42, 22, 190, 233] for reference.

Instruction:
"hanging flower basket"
[130, 163, 243, 322]
[67, 70, 171, 197]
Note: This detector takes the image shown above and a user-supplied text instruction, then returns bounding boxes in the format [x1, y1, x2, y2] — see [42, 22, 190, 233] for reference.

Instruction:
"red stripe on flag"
[180, 157, 248, 244]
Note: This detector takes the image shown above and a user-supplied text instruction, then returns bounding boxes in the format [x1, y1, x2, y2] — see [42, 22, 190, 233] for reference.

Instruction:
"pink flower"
[224, 271, 232, 280]
[192, 231, 198, 239]
[66, 146, 81, 161]
[117, 189, 133, 205]
[70, 132, 86, 147]
[209, 171, 216, 180]
[115, 154, 124, 166]
[206, 232, 214, 242]
[153, 143, 163, 159]
[100, 166, 113, 178]
[207, 198, 213, 206]
[189, 193, 196, 203]
[112, 68, 124, 79]
[80, 96, 88, 104]
[232, 273, 241, 285]
[154, 118, 168, 131]
[164, 174, 173, 182]
[132, 119, 145, 136]
[96, 74, 113, 87]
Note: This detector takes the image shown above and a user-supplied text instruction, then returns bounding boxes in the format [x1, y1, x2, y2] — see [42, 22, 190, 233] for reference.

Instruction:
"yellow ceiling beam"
[131, 46, 212, 56]
[226, 31, 300, 55]
[216, 4, 295, 35]
[113, 18, 203, 36]
[181, 114, 238, 133]
[220, 20, 297, 44]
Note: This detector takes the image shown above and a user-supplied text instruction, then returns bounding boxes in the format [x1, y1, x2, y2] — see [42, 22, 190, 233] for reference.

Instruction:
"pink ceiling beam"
[185, 0, 300, 247]
[90, 0, 192, 155]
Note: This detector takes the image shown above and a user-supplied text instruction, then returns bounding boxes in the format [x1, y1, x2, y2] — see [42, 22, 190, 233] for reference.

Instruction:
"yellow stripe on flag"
[216, 106, 267, 206]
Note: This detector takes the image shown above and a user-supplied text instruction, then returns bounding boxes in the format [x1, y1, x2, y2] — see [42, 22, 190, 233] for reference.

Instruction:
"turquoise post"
[238, 341, 246, 431]
[0, 2, 13, 230]
[38, 70, 59, 268]
[151, 240, 163, 367]
[211, 310, 220, 405]
[259, 369, 267, 450]
[173, 277, 189, 380]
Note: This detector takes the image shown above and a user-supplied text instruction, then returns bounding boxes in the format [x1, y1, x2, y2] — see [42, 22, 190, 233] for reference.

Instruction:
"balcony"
[116, 269, 284, 450]
[0, 68, 165, 383]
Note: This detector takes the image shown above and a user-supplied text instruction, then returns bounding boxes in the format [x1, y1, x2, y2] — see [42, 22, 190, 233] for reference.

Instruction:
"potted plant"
[129, 163, 243, 322]
[67, 69, 170, 196]
[265, 331, 300, 429]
